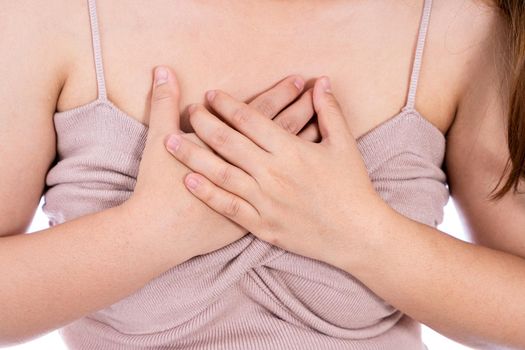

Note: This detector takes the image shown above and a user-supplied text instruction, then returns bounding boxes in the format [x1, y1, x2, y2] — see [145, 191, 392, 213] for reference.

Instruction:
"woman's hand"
[164, 75, 525, 350]
[165, 76, 394, 270]
[122, 66, 321, 264]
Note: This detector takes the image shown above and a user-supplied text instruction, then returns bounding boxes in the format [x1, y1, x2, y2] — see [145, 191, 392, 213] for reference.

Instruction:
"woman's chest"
[58, 0, 456, 137]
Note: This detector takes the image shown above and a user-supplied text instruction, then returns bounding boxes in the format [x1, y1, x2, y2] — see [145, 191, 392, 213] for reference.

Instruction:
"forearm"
[0, 204, 191, 346]
[343, 207, 525, 350]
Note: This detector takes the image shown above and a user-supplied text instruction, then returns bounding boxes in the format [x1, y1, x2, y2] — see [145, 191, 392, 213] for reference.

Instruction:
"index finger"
[248, 75, 305, 119]
[206, 89, 296, 153]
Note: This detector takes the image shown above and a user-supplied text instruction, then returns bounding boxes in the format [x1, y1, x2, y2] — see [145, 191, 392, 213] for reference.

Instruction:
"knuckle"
[224, 197, 241, 217]
[231, 105, 251, 126]
[211, 127, 230, 147]
[267, 163, 296, 189]
[261, 224, 279, 245]
[153, 86, 174, 103]
[215, 166, 232, 187]
[254, 98, 276, 118]
[267, 234, 279, 246]
[278, 118, 299, 134]
[200, 185, 214, 202]
[325, 95, 342, 113]
[244, 179, 260, 200]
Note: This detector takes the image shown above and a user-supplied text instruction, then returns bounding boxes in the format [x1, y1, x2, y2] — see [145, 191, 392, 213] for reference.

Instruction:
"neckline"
[53, 97, 446, 146]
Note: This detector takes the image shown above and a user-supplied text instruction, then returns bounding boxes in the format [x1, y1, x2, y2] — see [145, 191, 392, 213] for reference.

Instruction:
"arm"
[342, 203, 525, 350]
[0, 3, 237, 341]
[0, 4, 177, 343]
[343, 9, 525, 348]
[333, 5, 525, 347]
[167, 73, 525, 349]
[0, 207, 194, 346]
[0, 8, 203, 342]
[0, 1, 62, 237]
[0, 4, 317, 341]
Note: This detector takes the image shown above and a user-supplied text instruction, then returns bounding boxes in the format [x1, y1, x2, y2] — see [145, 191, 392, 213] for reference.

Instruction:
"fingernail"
[188, 103, 197, 114]
[293, 78, 304, 91]
[320, 77, 331, 93]
[206, 90, 216, 102]
[167, 134, 181, 151]
[155, 67, 169, 86]
[186, 176, 200, 190]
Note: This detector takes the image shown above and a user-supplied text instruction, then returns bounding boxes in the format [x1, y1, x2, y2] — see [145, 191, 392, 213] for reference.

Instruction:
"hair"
[493, 0, 525, 198]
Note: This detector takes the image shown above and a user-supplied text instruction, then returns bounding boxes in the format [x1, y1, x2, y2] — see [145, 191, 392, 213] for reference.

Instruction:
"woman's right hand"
[120, 66, 319, 265]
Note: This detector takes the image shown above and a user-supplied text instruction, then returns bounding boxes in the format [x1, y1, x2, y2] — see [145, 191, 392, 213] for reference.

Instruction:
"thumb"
[313, 76, 351, 145]
[148, 66, 182, 134]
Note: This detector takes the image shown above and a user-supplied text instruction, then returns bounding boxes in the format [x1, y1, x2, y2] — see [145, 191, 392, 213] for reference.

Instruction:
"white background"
[6, 198, 473, 350]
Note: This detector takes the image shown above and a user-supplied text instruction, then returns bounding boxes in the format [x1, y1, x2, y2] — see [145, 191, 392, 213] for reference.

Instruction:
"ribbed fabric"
[42, 0, 447, 348]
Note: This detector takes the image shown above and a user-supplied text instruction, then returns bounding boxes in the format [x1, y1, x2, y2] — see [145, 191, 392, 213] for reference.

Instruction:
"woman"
[0, 0, 519, 349]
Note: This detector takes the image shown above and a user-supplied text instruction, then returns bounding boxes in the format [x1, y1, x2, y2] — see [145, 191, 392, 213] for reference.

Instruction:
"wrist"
[331, 195, 406, 277]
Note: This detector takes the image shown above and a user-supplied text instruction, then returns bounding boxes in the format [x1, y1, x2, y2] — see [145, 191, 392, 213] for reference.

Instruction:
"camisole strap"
[87, 0, 107, 100]
[403, 0, 433, 111]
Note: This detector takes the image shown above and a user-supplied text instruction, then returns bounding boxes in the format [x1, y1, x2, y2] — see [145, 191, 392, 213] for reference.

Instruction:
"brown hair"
[493, 0, 525, 198]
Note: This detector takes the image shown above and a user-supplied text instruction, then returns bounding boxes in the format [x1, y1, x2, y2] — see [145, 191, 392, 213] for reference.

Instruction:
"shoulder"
[431, 0, 502, 37]
[0, 0, 90, 88]
[445, 0, 509, 157]
[442, 1, 509, 181]
[439, 0, 507, 88]
[396, 0, 506, 132]
[0, 0, 92, 234]
[434, 0, 506, 95]
[0, 0, 87, 37]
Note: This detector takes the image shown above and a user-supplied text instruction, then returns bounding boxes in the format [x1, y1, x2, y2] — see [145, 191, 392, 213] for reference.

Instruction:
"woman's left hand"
[165, 76, 394, 270]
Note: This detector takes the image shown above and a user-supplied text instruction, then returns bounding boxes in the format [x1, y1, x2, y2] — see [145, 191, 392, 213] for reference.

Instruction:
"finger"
[184, 172, 260, 232]
[165, 133, 261, 204]
[149, 66, 181, 134]
[206, 90, 294, 153]
[248, 75, 305, 119]
[273, 88, 315, 135]
[312, 76, 352, 146]
[298, 121, 322, 143]
[189, 104, 269, 177]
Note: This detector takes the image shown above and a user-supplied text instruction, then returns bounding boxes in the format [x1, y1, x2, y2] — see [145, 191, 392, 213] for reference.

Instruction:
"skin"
[165, 71, 525, 349]
[0, 70, 322, 345]
[0, 0, 521, 348]
[165, 74, 384, 269]
[0, 55, 319, 346]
